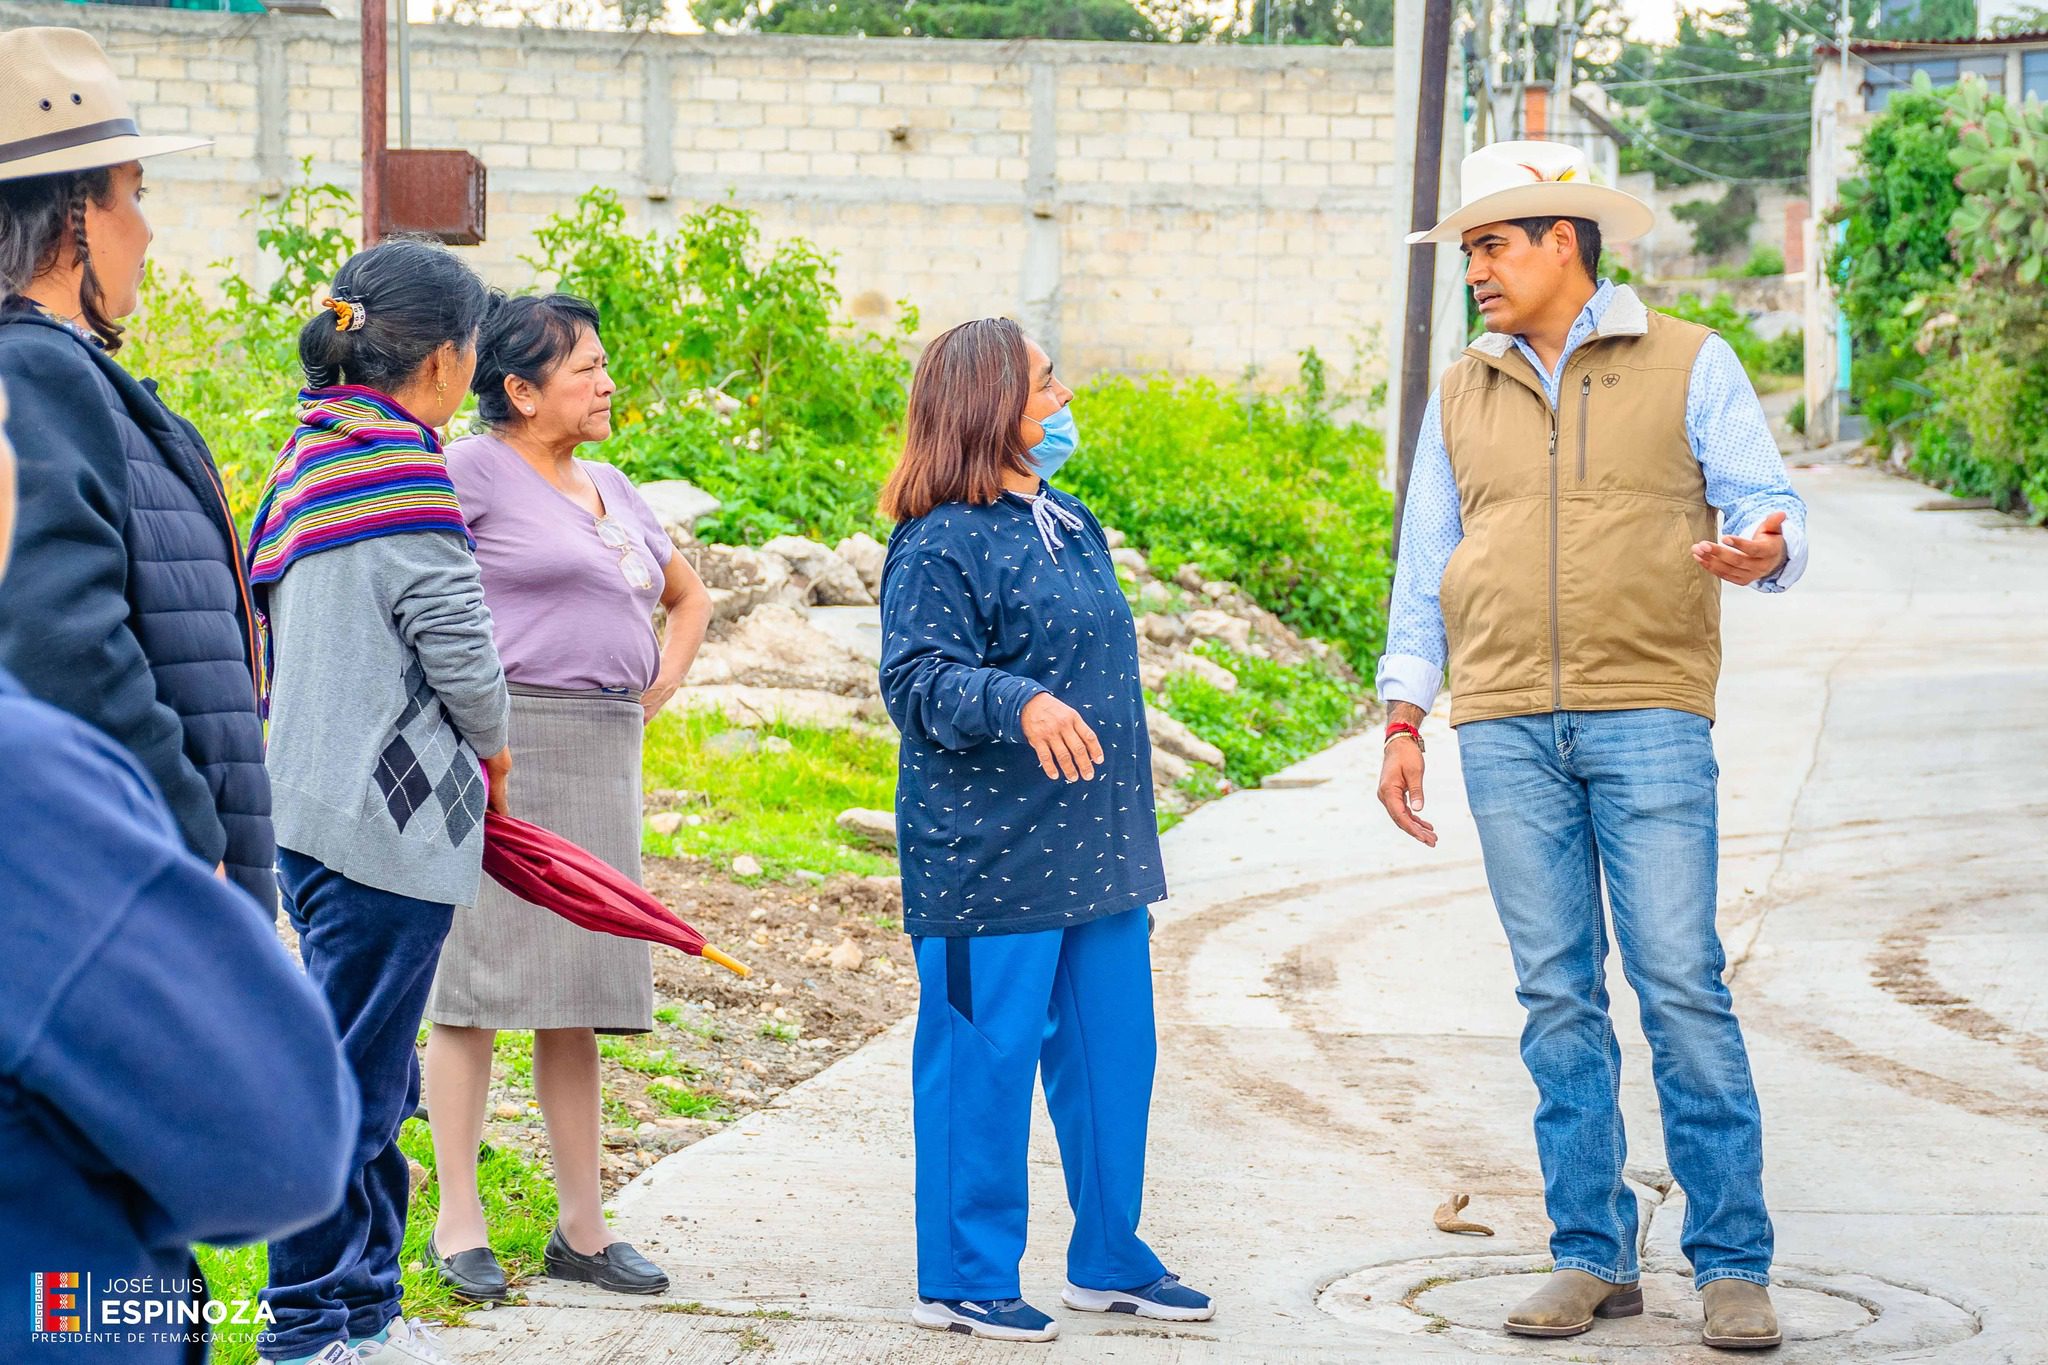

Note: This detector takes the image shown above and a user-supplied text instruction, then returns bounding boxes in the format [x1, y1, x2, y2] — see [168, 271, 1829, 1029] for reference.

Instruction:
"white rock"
[1110, 547, 1151, 579]
[762, 735, 794, 754]
[1104, 527, 1127, 549]
[694, 545, 795, 621]
[687, 605, 876, 696]
[1146, 706, 1226, 769]
[1138, 580, 1173, 610]
[1201, 579, 1234, 600]
[835, 807, 898, 851]
[825, 939, 864, 972]
[1168, 653, 1239, 692]
[1151, 744, 1191, 788]
[732, 854, 763, 877]
[1141, 613, 1188, 646]
[669, 685, 878, 730]
[647, 811, 685, 836]
[635, 479, 722, 542]
[1174, 564, 1207, 593]
[833, 532, 888, 598]
[1184, 608, 1253, 654]
[760, 535, 872, 607]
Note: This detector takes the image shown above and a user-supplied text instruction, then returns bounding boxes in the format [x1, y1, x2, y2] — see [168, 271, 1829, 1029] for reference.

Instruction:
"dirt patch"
[457, 858, 918, 1194]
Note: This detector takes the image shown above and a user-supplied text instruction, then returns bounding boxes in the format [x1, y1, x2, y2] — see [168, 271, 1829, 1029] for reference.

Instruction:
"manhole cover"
[1319, 1255, 1979, 1360]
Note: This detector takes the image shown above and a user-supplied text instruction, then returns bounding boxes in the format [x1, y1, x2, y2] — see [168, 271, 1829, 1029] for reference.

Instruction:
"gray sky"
[1614, 0, 1681, 43]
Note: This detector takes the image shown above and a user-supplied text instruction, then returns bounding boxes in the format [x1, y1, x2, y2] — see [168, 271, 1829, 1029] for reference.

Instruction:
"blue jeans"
[911, 907, 1168, 1300]
[259, 849, 455, 1358]
[1457, 709, 1771, 1289]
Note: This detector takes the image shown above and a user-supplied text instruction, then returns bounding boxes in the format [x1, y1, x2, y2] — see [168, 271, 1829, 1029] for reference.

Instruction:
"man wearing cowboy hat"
[1375, 140, 1806, 1351]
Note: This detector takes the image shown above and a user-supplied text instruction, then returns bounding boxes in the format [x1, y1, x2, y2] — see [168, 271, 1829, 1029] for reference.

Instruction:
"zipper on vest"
[1576, 373, 1592, 483]
[1548, 409, 1562, 709]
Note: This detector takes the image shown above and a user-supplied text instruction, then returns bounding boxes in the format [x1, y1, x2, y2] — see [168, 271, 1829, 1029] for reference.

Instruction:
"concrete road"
[444, 463, 2047, 1363]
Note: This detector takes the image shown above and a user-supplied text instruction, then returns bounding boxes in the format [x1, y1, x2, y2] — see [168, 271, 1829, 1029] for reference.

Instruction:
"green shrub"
[1825, 87, 1963, 445]
[1740, 245, 1786, 278]
[1654, 292, 1799, 380]
[1157, 643, 1361, 789]
[527, 188, 915, 545]
[1061, 350, 1394, 668]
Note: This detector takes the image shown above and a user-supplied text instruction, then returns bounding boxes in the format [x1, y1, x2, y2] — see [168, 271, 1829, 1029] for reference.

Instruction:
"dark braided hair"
[0, 168, 123, 350]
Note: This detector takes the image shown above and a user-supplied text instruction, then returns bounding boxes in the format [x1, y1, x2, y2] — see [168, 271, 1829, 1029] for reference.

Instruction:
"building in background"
[1806, 27, 2048, 444]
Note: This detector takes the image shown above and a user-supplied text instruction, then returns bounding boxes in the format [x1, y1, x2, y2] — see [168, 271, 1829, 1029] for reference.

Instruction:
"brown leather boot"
[1701, 1279, 1781, 1350]
[1503, 1269, 1644, 1338]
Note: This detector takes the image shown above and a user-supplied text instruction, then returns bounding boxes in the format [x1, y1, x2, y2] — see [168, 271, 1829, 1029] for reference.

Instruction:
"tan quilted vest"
[1436, 287, 1721, 727]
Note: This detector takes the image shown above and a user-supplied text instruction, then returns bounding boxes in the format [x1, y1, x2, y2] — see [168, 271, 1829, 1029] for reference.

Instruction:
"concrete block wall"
[2, 2, 1399, 384]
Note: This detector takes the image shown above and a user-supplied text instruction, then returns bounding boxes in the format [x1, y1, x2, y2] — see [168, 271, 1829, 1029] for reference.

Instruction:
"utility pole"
[1552, 0, 1579, 146]
[361, 0, 387, 245]
[1394, 0, 1455, 553]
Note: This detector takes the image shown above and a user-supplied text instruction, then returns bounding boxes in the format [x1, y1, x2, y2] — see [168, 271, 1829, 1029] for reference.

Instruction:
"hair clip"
[323, 296, 369, 333]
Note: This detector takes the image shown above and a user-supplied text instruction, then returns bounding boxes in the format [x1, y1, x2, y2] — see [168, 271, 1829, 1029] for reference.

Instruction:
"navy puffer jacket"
[0, 309, 274, 912]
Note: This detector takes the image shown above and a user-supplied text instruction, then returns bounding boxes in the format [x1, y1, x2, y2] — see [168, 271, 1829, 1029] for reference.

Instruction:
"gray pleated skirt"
[426, 683, 654, 1034]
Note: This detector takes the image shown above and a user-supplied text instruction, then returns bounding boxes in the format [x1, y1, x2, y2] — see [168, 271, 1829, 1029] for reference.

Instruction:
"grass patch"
[641, 711, 896, 880]
[647, 1077, 734, 1121]
[1158, 644, 1364, 790]
[197, 1120, 558, 1365]
[759, 1019, 800, 1043]
[597, 1036, 701, 1080]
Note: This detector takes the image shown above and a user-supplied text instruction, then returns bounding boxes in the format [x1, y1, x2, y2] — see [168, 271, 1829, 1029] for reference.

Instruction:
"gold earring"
[437, 380, 447, 396]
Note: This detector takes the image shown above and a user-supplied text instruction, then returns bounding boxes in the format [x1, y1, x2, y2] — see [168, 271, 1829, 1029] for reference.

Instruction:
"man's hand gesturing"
[1377, 702, 1436, 847]
[1692, 510, 1789, 587]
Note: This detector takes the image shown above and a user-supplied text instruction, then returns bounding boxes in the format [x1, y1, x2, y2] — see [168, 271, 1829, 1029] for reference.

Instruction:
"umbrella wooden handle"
[701, 945, 751, 977]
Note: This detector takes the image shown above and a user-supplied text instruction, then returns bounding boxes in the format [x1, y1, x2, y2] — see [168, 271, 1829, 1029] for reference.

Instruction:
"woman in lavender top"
[422, 294, 712, 1302]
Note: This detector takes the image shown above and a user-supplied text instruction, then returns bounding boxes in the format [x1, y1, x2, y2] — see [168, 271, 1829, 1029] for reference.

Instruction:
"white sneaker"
[260, 1344, 361, 1365]
[357, 1318, 455, 1364]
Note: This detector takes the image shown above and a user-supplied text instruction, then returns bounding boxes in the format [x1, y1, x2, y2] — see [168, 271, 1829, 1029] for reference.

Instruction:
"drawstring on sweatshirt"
[1027, 491, 1088, 557]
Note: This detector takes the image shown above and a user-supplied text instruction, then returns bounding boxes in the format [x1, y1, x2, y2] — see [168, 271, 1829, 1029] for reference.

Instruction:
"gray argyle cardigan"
[263, 531, 509, 908]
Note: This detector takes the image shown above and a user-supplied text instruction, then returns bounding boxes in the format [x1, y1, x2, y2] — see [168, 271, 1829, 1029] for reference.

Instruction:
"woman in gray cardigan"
[246, 239, 505, 1365]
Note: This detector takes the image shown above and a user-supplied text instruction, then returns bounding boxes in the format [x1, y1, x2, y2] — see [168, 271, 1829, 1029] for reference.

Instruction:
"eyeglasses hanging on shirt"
[595, 516, 654, 591]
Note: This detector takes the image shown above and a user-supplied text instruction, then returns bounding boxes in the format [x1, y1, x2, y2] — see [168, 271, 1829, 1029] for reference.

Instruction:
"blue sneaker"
[1063, 1272, 1214, 1322]
[912, 1295, 1059, 1342]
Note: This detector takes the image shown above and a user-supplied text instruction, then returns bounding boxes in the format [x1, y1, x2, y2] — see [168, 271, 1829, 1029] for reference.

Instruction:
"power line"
[1595, 63, 1814, 90]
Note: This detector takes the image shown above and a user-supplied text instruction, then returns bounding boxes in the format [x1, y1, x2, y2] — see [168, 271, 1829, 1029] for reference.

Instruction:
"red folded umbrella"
[482, 810, 750, 977]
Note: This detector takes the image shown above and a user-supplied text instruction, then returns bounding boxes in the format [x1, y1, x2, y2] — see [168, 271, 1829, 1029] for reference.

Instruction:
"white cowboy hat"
[1408, 139, 1653, 246]
[0, 28, 209, 183]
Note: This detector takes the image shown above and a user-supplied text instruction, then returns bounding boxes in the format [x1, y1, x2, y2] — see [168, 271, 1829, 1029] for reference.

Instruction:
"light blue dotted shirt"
[1376, 281, 1810, 713]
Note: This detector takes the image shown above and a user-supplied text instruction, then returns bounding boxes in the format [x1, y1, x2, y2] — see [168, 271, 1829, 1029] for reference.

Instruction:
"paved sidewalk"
[445, 463, 2048, 1363]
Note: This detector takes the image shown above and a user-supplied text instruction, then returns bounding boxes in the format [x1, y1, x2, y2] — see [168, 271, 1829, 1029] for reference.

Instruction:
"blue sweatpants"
[911, 905, 1168, 1301]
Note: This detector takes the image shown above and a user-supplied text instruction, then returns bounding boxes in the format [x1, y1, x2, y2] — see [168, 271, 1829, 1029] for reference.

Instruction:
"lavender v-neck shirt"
[445, 433, 674, 693]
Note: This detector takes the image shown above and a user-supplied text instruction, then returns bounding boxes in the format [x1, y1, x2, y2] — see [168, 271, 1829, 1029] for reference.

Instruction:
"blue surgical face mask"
[1028, 405, 1079, 481]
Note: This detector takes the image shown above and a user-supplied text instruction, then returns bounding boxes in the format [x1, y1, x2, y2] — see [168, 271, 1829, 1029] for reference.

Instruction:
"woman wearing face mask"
[0, 27, 273, 909]
[247, 237, 506, 1365]
[421, 293, 712, 1304]
[877, 318, 1211, 1344]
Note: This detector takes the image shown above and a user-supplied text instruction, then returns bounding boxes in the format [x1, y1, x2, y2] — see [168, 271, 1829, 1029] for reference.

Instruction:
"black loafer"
[428, 1235, 508, 1303]
[543, 1225, 670, 1295]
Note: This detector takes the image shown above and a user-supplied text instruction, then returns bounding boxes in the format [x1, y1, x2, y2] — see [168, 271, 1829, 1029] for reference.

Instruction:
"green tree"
[1824, 87, 1962, 438]
[690, 0, 1160, 39]
[1237, 0, 1393, 46]
[1671, 184, 1759, 259]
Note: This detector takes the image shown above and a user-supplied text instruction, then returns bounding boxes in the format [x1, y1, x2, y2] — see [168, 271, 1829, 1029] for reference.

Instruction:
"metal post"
[396, 0, 412, 150]
[1393, 0, 1454, 557]
[362, 0, 388, 245]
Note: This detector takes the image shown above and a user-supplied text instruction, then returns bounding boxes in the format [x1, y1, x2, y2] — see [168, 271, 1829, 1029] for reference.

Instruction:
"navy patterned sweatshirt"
[880, 484, 1166, 937]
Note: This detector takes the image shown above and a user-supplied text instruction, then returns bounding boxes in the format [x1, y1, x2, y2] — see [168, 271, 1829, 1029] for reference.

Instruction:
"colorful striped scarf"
[246, 386, 475, 697]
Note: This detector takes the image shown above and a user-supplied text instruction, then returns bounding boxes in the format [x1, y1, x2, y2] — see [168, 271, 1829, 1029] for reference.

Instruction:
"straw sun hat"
[0, 27, 209, 183]
[1408, 139, 1654, 246]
